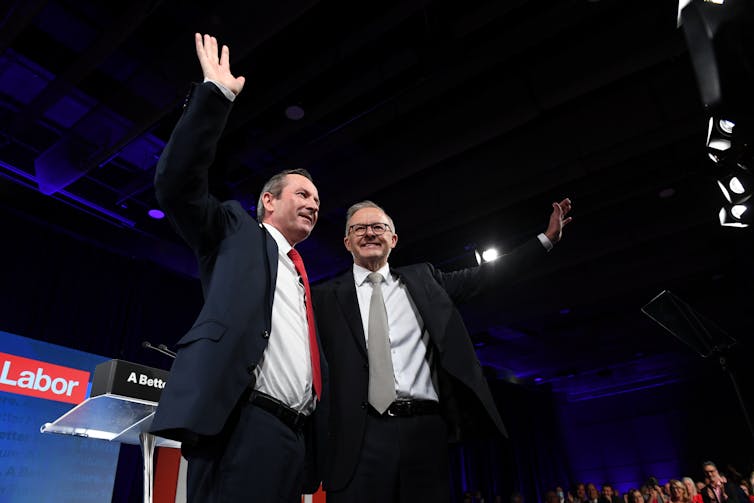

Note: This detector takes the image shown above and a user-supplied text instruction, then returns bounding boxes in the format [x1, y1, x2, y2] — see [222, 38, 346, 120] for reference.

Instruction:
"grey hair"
[344, 200, 395, 236]
[256, 168, 313, 221]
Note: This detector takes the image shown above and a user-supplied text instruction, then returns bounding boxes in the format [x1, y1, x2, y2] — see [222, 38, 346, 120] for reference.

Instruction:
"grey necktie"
[366, 272, 396, 414]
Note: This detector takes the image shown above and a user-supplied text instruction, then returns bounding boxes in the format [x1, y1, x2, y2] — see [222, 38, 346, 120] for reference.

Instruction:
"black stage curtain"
[449, 378, 570, 503]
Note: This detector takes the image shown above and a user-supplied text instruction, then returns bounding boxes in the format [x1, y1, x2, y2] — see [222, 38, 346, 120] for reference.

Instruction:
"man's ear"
[261, 192, 275, 215]
[344, 235, 352, 252]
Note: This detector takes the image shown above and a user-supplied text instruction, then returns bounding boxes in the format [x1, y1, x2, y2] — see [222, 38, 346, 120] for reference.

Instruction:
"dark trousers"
[181, 398, 306, 503]
[327, 412, 450, 503]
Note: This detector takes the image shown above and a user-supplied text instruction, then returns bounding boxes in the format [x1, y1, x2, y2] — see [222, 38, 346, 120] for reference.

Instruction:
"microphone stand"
[142, 341, 176, 359]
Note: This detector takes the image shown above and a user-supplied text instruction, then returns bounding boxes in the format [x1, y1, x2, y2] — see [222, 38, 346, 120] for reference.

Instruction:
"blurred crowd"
[545, 461, 753, 503]
[462, 461, 754, 503]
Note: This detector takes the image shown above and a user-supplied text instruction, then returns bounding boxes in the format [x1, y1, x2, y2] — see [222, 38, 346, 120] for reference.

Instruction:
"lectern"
[41, 359, 179, 503]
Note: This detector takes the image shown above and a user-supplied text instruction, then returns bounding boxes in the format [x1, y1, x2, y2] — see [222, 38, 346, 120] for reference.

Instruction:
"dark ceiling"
[1, 0, 752, 400]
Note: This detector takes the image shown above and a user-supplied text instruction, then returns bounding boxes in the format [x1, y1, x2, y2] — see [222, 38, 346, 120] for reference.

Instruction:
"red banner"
[0, 352, 90, 404]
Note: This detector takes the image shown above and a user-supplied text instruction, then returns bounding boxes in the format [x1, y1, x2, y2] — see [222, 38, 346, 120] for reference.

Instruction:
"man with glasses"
[701, 461, 743, 503]
[313, 198, 572, 502]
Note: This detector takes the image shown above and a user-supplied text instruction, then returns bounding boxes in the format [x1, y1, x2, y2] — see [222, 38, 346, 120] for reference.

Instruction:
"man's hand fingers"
[204, 34, 212, 57]
[220, 44, 229, 68]
[194, 33, 246, 95]
[195, 32, 205, 60]
[558, 198, 572, 215]
[210, 36, 219, 61]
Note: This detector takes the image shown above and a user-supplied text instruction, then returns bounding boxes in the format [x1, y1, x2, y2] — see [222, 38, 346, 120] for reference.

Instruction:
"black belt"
[247, 390, 309, 431]
[369, 399, 440, 417]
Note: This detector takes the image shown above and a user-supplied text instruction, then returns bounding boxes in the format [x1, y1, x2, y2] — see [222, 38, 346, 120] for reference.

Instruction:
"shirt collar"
[261, 223, 292, 256]
[353, 262, 392, 286]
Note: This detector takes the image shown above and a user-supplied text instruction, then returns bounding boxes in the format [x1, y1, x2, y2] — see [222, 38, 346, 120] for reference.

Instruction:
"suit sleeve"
[154, 82, 236, 254]
[432, 237, 548, 304]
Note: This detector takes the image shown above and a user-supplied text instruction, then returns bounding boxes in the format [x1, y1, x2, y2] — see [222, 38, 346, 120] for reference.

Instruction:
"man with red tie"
[150, 33, 328, 503]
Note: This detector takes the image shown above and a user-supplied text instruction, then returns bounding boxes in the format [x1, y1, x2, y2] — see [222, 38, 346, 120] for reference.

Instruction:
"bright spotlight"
[719, 119, 735, 134]
[475, 247, 501, 264]
[719, 204, 751, 227]
[729, 176, 745, 194]
[481, 248, 499, 262]
[731, 204, 747, 219]
[707, 117, 733, 154]
[716, 169, 752, 205]
[709, 139, 732, 151]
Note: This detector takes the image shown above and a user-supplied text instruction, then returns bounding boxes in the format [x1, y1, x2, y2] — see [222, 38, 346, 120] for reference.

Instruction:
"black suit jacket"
[701, 483, 743, 503]
[149, 82, 328, 491]
[312, 238, 546, 490]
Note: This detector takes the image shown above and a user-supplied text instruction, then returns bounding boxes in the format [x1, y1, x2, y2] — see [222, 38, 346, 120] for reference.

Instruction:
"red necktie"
[287, 248, 322, 399]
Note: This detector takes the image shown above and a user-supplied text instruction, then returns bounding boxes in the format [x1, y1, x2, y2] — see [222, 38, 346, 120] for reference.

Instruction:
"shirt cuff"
[537, 233, 553, 252]
[204, 79, 236, 102]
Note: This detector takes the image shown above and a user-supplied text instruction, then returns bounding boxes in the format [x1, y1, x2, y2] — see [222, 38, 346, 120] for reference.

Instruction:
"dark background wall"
[0, 204, 202, 370]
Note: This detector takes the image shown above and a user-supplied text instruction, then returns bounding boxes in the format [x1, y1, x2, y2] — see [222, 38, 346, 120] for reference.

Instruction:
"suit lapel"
[334, 270, 368, 358]
[395, 266, 448, 350]
[261, 225, 278, 322]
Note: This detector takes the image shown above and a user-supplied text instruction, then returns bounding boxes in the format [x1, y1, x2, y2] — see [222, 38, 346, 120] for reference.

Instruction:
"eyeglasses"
[348, 223, 391, 236]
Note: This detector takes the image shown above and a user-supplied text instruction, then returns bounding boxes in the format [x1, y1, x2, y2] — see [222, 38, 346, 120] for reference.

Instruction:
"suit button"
[360, 401, 368, 409]
[261, 330, 270, 339]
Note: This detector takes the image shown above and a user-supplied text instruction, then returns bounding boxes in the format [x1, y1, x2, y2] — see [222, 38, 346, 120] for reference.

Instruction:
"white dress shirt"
[353, 263, 439, 402]
[253, 223, 316, 414]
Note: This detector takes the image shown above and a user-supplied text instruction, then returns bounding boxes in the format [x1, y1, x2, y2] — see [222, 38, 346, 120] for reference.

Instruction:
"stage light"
[728, 176, 745, 194]
[482, 248, 499, 262]
[681, 0, 754, 228]
[706, 117, 734, 159]
[719, 119, 735, 134]
[148, 209, 165, 219]
[719, 203, 750, 227]
[717, 175, 748, 202]
[474, 247, 500, 265]
[714, 165, 752, 227]
[732, 205, 747, 218]
[716, 158, 752, 200]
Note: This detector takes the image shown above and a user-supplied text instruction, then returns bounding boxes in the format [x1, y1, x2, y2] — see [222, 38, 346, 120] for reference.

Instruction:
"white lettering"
[34, 369, 51, 392]
[0, 362, 16, 385]
[0, 360, 85, 397]
[133, 374, 166, 389]
[127, 372, 137, 383]
[17, 370, 34, 389]
[50, 377, 68, 394]
[66, 381, 79, 396]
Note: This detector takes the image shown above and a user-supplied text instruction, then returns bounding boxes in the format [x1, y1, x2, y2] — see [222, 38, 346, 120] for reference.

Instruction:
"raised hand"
[194, 33, 246, 96]
[544, 197, 573, 244]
